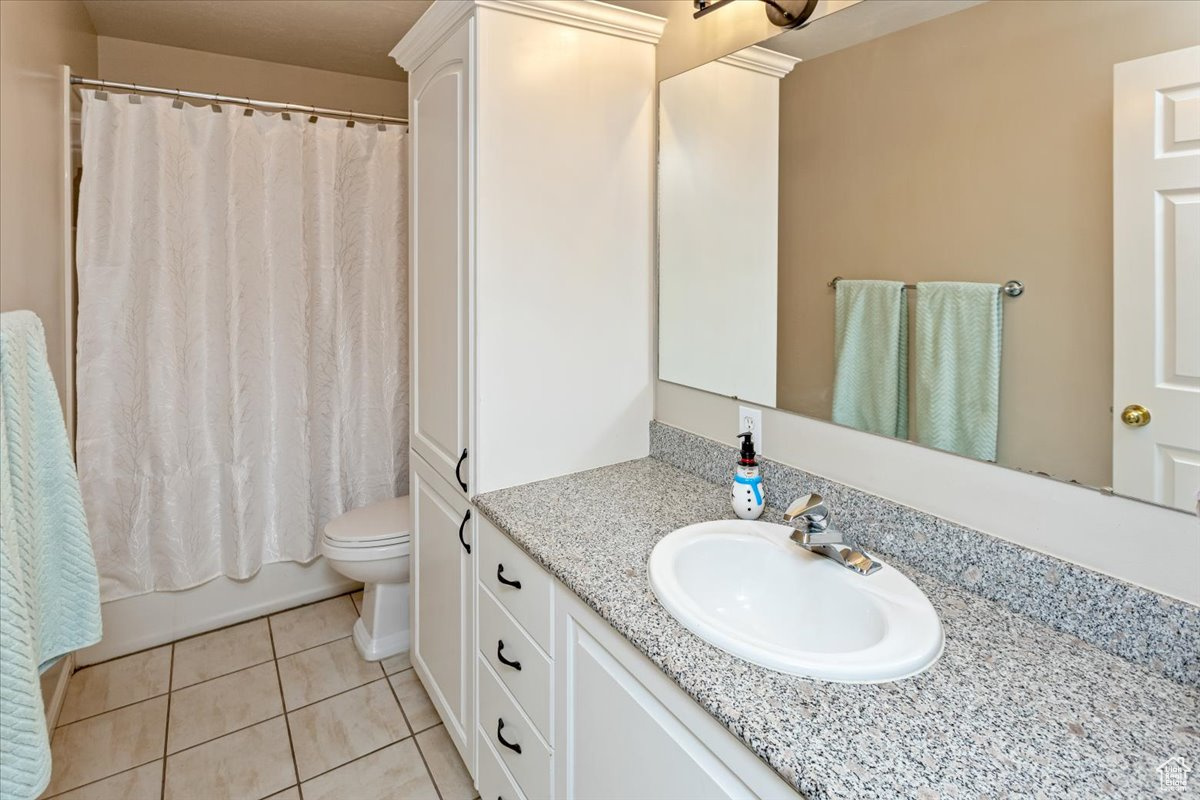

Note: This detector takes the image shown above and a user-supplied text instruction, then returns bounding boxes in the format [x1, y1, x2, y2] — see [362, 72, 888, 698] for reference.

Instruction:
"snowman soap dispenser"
[732, 431, 765, 520]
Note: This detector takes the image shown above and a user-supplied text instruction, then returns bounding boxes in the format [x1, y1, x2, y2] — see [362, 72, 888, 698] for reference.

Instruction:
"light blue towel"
[831, 280, 909, 439]
[0, 311, 102, 800]
[914, 282, 1003, 461]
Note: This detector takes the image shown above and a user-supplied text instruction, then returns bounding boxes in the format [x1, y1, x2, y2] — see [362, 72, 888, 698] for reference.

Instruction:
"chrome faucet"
[783, 493, 881, 575]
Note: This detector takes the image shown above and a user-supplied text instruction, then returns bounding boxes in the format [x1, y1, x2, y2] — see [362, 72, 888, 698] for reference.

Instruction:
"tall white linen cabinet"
[391, 0, 663, 778]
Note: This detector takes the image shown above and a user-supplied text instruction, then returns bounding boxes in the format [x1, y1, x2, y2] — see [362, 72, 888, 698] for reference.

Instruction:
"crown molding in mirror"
[717, 45, 801, 78]
[391, 0, 666, 70]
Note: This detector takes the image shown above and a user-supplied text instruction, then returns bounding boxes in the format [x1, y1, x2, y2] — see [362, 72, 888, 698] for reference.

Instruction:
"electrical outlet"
[738, 405, 763, 452]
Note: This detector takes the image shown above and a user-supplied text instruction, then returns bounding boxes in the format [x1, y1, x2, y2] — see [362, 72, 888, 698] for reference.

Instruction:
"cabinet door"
[408, 20, 472, 496]
[411, 453, 474, 770]
[557, 607, 758, 799]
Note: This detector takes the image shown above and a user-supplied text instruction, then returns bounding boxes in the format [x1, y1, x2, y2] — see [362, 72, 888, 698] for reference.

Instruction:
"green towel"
[914, 282, 1003, 461]
[831, 280, 908, 439]
[1, 311, 102, 800]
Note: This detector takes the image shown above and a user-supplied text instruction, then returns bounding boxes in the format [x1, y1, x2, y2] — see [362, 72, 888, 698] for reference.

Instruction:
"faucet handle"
[783, 493, 828, 527]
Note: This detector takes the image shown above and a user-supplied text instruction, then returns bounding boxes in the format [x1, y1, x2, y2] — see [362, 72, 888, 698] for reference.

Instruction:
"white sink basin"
[648, 519, 943, 683]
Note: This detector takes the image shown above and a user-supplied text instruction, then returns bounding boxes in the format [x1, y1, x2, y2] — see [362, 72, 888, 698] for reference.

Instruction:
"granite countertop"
[474, 457, 1200, 800]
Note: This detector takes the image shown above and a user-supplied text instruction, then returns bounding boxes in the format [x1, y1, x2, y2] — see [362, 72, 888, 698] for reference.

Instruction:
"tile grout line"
[286, 673, 386, 715]
[160, 644, 174, 799]
[42, 756, 163, 799]
[296, 733, 417, 787]
[268, 617, 304, 797]
[55, 689, 172, 729]
[164, 712, 286, 758]
[385, 669, 446, 800]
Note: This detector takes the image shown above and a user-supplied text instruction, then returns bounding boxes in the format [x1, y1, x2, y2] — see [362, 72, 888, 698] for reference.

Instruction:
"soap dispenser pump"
[732, 432, 765, 520]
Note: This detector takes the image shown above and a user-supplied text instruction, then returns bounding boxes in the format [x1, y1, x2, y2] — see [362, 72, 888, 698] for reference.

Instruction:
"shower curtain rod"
[70, 76, 407, 125]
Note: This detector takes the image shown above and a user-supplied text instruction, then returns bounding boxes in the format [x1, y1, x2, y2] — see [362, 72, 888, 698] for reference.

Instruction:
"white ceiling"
[82, 1, 433, 81]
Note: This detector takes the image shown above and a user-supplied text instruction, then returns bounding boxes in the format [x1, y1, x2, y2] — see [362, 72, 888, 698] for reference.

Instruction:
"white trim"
[60, 65, 75, 442]
[475, 0, 666, 44]
[390, 1, 476, 70]
[42, 652, 74, 731]
[77, 559, 359, 666]
[392, 0, 666, 69]
[717, 46, 801, 79]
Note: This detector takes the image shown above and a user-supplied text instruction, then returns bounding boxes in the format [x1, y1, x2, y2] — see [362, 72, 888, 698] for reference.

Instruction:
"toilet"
[320, 496, 411, 662]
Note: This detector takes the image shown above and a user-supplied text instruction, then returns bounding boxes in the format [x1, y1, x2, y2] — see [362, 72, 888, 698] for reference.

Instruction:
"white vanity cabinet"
[394, 0, 661, 774]
[474, 516, 798, 800]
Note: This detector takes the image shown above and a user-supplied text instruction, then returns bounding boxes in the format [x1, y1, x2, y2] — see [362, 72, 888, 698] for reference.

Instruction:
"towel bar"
[827, 276, 1024, 297]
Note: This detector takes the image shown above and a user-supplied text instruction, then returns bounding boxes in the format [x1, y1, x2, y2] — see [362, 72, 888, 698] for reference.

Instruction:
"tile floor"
[41, 593, 477, 800]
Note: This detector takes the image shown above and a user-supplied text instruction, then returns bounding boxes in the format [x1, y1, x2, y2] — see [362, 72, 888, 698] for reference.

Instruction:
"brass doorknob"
[1120, 404, 1151, 427]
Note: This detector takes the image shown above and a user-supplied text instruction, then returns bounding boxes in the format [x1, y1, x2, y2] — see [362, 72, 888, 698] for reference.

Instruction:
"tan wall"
[97, 37, 406, 118]
[775, 0, 1199, 488]
[0, 0, 97, 414]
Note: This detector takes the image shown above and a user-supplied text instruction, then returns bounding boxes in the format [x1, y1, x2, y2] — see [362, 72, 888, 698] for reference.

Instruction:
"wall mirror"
[657, 0, 1200, 512]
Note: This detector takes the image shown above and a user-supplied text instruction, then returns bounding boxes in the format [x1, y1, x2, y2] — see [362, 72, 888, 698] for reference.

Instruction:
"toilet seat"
[320, 536, 410, 563]
[322, 496, 410, 548]
[323, 531, 410, 549]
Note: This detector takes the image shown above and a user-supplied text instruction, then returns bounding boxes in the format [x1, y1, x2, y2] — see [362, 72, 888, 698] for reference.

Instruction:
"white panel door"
[1113, 46, 1200, 512]
[409, 22, 472, 497]
[410, 453, 474, 768]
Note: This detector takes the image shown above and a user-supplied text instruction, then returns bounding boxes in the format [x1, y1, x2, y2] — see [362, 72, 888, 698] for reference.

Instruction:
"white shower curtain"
[75, 91, 407, 601]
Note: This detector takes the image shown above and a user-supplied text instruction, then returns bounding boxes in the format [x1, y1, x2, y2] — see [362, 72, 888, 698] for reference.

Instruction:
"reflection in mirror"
[657, 0, 1200, 512]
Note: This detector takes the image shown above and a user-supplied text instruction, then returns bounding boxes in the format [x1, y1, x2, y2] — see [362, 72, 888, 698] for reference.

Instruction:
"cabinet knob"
[1120, 404, 1151, 427]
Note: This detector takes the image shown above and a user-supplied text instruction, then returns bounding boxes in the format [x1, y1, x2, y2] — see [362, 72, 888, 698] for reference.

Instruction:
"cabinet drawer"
[478, 516, 553, 653]
[477, 727, 527, 800]
[478, 656, 551, 800]
[479, 585, 552, 741]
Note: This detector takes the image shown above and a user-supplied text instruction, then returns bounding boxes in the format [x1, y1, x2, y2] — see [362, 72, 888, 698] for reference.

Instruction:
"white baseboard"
[78, 558, 361, 666]
[40, 653, 75, 730]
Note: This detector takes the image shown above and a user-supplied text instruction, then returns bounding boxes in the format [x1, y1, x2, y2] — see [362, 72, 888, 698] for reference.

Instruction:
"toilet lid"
[323, 496, 411, 547]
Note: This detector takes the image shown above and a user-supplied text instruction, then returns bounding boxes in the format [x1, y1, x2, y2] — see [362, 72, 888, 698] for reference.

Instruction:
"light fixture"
[693, 0, 819, 29]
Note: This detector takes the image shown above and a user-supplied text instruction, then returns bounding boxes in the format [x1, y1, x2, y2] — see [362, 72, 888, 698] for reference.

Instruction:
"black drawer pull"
[496, 718, 522, 754]
[455, 448, 468, 491]
[496, 639, 522, 671]
[458, 509, 471, 554]
[496, 563, 521, 589]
